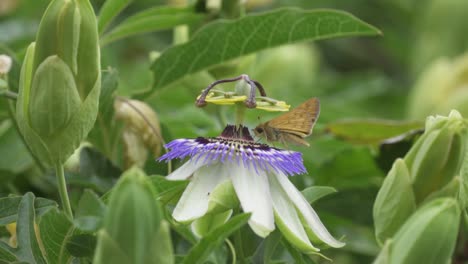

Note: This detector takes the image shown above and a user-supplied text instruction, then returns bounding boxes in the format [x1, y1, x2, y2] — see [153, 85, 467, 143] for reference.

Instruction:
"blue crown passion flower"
[159, 125, 344, 253]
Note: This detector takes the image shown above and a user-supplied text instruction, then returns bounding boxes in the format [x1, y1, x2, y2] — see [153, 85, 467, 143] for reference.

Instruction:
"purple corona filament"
[159, 125, 307, 176]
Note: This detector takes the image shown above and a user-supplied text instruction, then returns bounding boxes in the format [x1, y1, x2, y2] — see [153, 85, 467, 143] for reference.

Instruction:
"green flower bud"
[373, 159, 416, 245]
[388, 198, 460, 264]
[16, 0, 100, 167]
[404, 110, 467, 202]
[93, 167, 167, 264]
[423, 176, 461, 204]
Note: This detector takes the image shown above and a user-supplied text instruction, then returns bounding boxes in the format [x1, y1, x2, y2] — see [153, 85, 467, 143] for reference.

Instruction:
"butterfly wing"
[267, 98, 320, 137]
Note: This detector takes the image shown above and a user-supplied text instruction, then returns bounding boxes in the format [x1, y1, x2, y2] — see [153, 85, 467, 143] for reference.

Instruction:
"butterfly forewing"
[267, 98, 320, 136]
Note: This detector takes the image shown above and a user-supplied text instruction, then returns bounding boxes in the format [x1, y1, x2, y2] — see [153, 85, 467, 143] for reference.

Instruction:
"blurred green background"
[1, 0, 468, 263]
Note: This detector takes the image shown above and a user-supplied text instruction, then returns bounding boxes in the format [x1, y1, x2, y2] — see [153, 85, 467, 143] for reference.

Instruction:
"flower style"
[159, 125, 344, 253]
[195, 74, 290, 112]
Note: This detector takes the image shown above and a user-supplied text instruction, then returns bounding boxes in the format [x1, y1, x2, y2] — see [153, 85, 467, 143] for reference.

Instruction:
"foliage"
[1, 0, 468, 263]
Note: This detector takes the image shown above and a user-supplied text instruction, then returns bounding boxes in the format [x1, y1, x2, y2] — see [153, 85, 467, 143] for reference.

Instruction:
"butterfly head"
[253, 124, 266, 137]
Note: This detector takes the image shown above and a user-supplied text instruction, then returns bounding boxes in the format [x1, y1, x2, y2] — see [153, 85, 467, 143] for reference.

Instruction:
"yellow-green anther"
[16, 0, 101, 167]
[389, 198, 460, 264]
[404, 110, 467, 202]
[373, 159, 416, 245]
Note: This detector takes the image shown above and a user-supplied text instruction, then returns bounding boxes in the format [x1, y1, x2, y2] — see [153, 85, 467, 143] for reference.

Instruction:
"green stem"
[235, 103, 246, 126]
[233, 224, 245, 261]
[225, 238, 237, 264]
[0, 90, 18, 100]
[55, 163, 73, 218]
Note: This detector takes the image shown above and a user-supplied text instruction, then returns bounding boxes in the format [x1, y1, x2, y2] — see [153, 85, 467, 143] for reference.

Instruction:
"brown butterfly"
[253, 98, 320, 147]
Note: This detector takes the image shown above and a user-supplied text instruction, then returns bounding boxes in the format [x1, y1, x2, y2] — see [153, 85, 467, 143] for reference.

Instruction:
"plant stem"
[235, 103, 246, 126]
[225, 239, 237, 264]
[233, 226, 245, 261]
[55, 163, 73, 218]
[0, 90, 18, 100]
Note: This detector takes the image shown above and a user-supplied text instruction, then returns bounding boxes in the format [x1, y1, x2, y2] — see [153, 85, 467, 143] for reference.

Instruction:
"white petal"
[172, 163, 228, 222]
[166, 159, 206, 180]
[228, 162, 274, 237]
[273, 171, 345, 248]
[269, 173, 319, 253]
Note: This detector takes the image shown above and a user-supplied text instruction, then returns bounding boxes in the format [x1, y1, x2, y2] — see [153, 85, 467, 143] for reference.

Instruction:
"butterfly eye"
[255, 127, 264, 133]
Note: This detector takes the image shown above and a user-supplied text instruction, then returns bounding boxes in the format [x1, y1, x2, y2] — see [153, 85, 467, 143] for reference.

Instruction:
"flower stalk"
[55, 163, 73, 218]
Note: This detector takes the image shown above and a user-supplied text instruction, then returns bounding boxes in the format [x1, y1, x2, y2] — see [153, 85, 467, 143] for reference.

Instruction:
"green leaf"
[183, 213, 251, 264]
[39, 208, 74, 264]
[14, 193, 47, 264]
[280, 237, 315, 264]
[99, 67, 119, 114]
[0, 242, 17, 263]
[66, 234, 96, 258]
[100, 6, 204, 46]
[0, 121, 33, 174]
[73, 147, 121, 193]
[315, 147, 384, 189]
[249, 229, 281, 263]
[0, 196, 57, 225]
[80, 147, 121, 180]
[301, 186, 337, 204]
[98, 0, 132, 34]
[74, 189, 106, 232]
[76, 189, 106, 218]
[326, 119, 423, 145]
[148, 7, 380, 95]
[149, 175, 188, 205]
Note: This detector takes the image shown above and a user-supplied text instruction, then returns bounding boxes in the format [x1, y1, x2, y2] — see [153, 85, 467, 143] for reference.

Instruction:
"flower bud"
[388, 198, 460, 264]
[373, 159, 416, 245]
[16, 0, 101, 167]
[0, 54, 12, 74]
[404, 110, 466, 202]
[93, 167, 167, 264]
[114, 98, 162, 168]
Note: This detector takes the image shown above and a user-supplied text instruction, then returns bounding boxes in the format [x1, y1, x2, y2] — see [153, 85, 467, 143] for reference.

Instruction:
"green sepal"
[423, 176, 462, 204]
[33, 0, 80, 76]
[74, 0, 101, 98]
[373, 239, 393, 264]
[191, 210, 232, 237]
[29, 56, 81, 138]
[405, 112, 466, 202]
[16, 43, 54, 166]
[206, 180, 239, 214]
[373, 159, 416, 245]
[390, 198, 460, 264]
